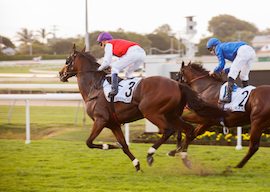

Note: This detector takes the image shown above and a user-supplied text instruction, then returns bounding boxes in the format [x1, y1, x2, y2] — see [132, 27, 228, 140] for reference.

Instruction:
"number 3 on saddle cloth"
[103, 77, 142, 103]
[219, 83, 256, 112]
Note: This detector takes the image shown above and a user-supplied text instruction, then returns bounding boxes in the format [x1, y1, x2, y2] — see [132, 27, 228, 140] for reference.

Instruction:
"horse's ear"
[188, 61, 191, 66]
[81, 45, 86, 52]
[72, 44, 76, 54]
[181, 61, 185, 70]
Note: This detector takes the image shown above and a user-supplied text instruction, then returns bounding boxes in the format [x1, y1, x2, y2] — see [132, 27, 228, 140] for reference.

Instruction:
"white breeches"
[228, 45, 255, 81]
[111, 45, 146, 78]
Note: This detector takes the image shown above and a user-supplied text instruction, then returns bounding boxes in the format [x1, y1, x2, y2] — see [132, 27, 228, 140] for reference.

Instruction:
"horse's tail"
[179, 83, 230, 118]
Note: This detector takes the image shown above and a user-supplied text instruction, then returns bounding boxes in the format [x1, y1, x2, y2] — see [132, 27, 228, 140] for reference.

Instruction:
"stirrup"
[108, 88, 118, 98]
[108, 92, 117, 98]
[218, 97, 231, 104]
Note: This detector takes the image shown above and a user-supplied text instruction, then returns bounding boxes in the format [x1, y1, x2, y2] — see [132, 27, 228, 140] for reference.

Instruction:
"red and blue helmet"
[97, 32, 113, 42]
[206, 38, 221, 49]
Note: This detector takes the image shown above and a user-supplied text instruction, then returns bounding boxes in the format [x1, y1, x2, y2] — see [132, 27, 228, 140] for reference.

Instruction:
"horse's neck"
[77, 72, 104, 101]
[190, 78, 222, 99]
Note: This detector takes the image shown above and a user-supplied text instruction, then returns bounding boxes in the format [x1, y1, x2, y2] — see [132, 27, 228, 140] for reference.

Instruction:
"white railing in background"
[0, 93, 130, 145]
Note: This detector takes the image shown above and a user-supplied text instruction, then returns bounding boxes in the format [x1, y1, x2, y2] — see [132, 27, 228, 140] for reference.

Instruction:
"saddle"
[103, 77, 142, 103]
[104, 76, 123, 84]
[219, 83, 255, 112]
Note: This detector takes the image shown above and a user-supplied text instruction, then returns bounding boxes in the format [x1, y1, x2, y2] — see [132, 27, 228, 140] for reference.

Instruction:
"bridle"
[60, 50, 101, 81]
[176, 66, 208, 85]
[176, 65, 214, 93]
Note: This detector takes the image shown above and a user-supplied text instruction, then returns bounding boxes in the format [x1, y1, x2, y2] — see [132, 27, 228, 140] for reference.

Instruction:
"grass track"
[0, 139, 270, 192]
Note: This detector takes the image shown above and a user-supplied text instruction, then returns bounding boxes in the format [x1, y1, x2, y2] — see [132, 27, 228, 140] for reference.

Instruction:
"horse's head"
[176, 61, 224, 85]
[59, 44, 99, 82]
[175, 61, 190, 83]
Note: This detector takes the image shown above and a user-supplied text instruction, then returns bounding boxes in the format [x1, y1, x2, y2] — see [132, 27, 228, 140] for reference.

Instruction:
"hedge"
[0, 54, 69, 61]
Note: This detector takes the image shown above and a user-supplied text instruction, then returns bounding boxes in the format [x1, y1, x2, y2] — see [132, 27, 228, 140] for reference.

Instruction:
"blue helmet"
[206, 38, 221, 49]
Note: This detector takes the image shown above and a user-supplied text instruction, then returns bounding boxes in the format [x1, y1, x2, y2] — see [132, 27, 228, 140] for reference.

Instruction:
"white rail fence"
[0, 93, 130, 145]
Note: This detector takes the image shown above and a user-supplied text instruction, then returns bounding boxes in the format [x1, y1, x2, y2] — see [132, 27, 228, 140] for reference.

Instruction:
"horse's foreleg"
[111, 125, 142, 172]
[166, 130, 182, 157]
[86, 120, 118, 150]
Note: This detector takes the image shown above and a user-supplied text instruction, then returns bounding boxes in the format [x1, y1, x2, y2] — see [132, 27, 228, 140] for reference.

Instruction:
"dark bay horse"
[169, 61, 270, 169]
[59, 45, 229, 172]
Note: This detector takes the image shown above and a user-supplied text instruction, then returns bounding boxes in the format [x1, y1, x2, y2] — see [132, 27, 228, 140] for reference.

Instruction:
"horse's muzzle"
[59, 71, 68, 82]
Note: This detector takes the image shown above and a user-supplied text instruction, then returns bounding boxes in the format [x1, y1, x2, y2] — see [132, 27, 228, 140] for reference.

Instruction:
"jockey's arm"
[98, 43, 113, 71]
[214, 53, 226, 74]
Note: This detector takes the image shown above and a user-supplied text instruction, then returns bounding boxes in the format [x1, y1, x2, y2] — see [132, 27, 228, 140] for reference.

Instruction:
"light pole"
[85, 0, 89, 52]
[170, 34, 174, 54]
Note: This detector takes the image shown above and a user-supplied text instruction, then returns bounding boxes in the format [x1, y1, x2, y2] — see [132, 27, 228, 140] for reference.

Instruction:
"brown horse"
[169, 61, 270, 169]
[59, 45, 229, 172]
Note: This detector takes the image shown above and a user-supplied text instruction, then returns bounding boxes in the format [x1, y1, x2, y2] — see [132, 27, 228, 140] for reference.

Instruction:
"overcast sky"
[1, 0, 269, 46]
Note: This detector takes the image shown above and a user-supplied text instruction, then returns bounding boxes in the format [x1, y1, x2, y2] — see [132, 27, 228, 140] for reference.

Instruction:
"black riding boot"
[108, 73, 118, 98]
[242, 80, 249, 88]
[219, 77, 234, 104]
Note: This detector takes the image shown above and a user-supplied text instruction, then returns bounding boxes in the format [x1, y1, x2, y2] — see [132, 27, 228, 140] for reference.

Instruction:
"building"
[251, 36, 270, 61]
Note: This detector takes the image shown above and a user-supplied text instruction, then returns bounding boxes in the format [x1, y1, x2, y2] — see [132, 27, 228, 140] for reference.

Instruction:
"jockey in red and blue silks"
[206, 38, 255, 104]
[97, 32, 146, 98]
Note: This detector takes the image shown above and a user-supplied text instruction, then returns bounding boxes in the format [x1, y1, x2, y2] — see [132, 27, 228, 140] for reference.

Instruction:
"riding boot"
[108, 73, 118, 98]
[242, 80, 249, 88]
[219, 77, 234, 104]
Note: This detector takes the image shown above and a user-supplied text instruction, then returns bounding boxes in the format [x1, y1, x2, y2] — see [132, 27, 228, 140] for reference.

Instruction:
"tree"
[197, 14, 259, 55]
[36, 28, 53, 44]
[208, 14, 258, 42]
[153, 24, 172, 35]
[52, 40, 73, 54]
[16, 28, 35, 45]
[260, 28, 270, 36]
[0, 36, 15, 48]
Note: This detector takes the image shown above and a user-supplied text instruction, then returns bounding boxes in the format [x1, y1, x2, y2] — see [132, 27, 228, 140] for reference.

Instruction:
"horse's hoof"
[137, 170, 144, 173]
[166, 151, 176, 157]
[147, 155, 154, 166]
[182, 158, 192, 169]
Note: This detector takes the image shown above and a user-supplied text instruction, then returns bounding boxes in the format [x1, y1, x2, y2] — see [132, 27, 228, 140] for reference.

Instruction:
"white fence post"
[236, 126, 242, 150]
[25, 100, 31, 144]
[125, 123, 130, 146]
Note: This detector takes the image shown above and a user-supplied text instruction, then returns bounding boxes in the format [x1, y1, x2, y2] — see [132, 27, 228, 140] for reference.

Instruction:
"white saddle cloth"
[103, 77, 142, 103]
[219, 83, 255, 112]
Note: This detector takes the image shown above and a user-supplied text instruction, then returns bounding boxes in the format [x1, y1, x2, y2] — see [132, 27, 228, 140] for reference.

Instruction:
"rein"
[188, 74, 208, 84]
[183, 72, 214, 94]
[64, 50, 121, 125]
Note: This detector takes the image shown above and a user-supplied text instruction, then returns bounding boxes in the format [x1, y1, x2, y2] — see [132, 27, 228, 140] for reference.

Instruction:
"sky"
[1, 0, 270, 46]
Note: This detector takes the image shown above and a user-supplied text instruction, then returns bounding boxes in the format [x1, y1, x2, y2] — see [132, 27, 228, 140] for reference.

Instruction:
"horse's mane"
[78, 51, 99, 65]
[190, 63, 224, 82]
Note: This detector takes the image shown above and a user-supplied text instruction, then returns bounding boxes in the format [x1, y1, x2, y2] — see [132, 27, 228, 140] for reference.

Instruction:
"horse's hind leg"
[166, 116, 195, 168]
[147, 124, 176, 166]
[144, 114, 176, 166]
[235, 120, 267, 168]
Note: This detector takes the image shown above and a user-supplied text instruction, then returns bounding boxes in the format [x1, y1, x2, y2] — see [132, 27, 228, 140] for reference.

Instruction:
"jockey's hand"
[209, 70, 215, 77]
[103, 66, 111, 74]
[219, 70, 225, 75]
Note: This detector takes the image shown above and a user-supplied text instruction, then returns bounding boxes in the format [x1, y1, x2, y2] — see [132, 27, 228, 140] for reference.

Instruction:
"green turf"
[0, 105, 145, 142]
[0, 66, 34, 73]
[0, 66, 62, 73]
[0, 139, 270, 192]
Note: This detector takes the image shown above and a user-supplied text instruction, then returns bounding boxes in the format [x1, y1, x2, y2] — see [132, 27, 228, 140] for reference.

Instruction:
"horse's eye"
[65, 58, 70, 65]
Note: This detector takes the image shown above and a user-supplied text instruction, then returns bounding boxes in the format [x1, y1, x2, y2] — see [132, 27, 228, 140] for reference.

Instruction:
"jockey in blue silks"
[206, 38, 256, 104]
